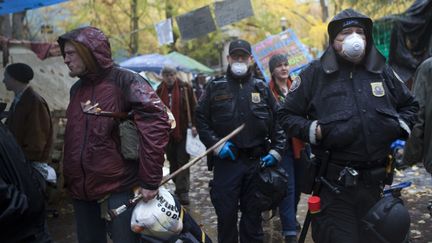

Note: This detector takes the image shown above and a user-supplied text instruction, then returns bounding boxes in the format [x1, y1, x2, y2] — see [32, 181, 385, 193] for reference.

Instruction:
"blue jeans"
[278, 150, 297, 237]
[72, 190, 140, 243]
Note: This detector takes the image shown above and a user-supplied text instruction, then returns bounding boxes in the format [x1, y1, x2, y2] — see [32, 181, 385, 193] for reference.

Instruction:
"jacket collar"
[320, 45, 386, 74]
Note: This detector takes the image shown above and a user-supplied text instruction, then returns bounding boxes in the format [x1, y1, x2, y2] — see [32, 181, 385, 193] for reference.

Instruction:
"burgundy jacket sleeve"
[128, 78, 170, 190]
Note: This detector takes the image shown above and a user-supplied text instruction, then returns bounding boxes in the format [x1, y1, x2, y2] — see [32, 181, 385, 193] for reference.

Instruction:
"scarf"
[159, 79, 183, 142]
[269, 77, 292, 102]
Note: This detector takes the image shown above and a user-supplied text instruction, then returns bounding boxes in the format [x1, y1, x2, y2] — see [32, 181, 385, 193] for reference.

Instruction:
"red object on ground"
[308, 196, 321, 214]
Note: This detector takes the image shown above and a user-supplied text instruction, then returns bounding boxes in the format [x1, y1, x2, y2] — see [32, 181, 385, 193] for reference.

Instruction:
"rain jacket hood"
[58, 27, 170, 200]
[321, 8, 386, 74]
[58, 26, 114, 70]
[327, 8, 373, 43]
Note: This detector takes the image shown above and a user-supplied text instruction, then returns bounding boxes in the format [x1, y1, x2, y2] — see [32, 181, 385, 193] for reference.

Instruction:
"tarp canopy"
[119, 54, 187, 74]
[387, 0, 432, 82]
[0, 0, 68, 15]
[166, 51, 214, 74]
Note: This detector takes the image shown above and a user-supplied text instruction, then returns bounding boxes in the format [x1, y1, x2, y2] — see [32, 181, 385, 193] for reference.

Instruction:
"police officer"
[278, 9, 418, 243]
[195, 39, 285, 243]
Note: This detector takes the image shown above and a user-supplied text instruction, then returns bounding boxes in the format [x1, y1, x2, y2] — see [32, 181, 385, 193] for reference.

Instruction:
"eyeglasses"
[230, 53, 250, 61]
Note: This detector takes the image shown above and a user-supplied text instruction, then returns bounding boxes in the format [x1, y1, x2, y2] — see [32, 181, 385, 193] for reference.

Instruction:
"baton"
[108, 123, 245, 219]
[299, 150, 331, 243]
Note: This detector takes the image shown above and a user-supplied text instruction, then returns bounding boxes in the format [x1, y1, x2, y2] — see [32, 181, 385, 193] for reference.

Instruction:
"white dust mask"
[342, 33, 366, 63]
[231, 62, 248, 76]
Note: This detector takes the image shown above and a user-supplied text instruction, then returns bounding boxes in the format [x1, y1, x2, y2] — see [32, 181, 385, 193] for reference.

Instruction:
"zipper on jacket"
[79, 84, 95, 200]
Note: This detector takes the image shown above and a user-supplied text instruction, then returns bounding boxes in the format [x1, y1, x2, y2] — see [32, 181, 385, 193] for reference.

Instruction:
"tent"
[166, 51, 214, 74]
[0, 0, 68, 15]
[381, 0, 432, 82]
[119, 53, 186, 74]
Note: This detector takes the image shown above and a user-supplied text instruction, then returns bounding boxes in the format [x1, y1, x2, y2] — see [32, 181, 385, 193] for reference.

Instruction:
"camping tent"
[119, 53, 186, 73]
[166, 52, 214, 74]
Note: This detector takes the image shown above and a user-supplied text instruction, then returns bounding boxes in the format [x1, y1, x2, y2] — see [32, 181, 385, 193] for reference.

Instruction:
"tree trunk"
[12, 11, 27, 39]
[165, 0, 177, 52]
[320, 0, 329, 50]
[0, 15, 13, 38]
[320, 0, 329, 22]
[130, 0, 139, 55]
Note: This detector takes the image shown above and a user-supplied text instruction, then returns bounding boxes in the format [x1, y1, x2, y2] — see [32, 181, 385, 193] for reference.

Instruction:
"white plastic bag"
[32, 162, 57, 184]
[185, 128, 206, 157]
[131, 187, 183, 240]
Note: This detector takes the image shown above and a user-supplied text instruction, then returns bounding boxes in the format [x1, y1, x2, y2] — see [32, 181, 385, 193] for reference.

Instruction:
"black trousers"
[209, 156, 263, 243]
[311, 180, 383, 243]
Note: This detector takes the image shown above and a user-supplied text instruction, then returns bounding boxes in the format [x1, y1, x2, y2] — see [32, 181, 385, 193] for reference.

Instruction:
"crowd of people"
[1, 7, 430, 243]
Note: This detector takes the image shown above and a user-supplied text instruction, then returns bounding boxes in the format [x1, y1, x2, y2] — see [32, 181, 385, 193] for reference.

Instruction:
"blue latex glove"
[390, 139, 407, 169]
[218, 141, 237, 160]
[260, 154, 277, 168]
[390, 139, 406, 151]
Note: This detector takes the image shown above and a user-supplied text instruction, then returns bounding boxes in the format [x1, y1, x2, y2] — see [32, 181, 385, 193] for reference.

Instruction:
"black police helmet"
[362, 195, 411, 243]
[246, 166, 288, 212]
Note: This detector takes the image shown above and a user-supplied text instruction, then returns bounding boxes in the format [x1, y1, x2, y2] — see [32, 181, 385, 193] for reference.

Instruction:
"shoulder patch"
[289, 76, 301, 92]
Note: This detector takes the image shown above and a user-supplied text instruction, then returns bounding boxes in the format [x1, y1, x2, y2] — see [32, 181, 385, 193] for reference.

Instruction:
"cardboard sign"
[214, 0, 254, 27]
[252, 29, 313, 82]
[176, 6, 217, 40]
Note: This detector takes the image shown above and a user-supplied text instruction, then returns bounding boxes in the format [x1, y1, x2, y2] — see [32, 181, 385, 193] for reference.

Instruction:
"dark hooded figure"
[0, 123, 51, 242]
[278, 9, 418, 243]
[57, 27, 171, 243]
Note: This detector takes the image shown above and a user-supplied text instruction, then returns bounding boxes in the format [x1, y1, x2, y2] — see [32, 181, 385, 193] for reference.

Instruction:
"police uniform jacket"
[196, 69, 285, 161]
[278, 45, 418, 163]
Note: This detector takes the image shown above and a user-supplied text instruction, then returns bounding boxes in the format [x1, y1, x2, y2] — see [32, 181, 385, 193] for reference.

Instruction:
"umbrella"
[166, 52, 214, 74]
[119, 53, 185, 73]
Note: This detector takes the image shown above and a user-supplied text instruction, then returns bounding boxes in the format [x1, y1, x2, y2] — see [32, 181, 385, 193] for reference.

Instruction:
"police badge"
[251, 92, 261, 103]
[370, 82, 385, 97]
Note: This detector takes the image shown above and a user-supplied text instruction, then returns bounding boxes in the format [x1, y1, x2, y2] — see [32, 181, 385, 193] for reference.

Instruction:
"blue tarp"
[0, 0, 68, 15]
[119, 53, 188, 74]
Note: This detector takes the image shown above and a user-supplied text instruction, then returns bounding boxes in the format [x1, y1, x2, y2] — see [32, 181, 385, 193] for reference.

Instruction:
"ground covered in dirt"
[396, 165, 432, 243]
[47, 164, 432, 243]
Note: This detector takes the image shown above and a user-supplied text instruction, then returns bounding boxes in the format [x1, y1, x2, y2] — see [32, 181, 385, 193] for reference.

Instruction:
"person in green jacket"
[404, 57, 432, 174]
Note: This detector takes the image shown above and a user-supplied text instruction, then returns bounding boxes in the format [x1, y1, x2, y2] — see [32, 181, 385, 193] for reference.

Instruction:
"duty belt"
[329, 158, 388, 169]
[326, 162, 388, 187]
[237, 145, 266, 159]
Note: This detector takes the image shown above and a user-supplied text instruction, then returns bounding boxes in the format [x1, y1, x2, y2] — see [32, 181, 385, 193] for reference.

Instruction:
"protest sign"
[214, 0, 254, 27]
[252, 29, 313, 82]
[155, 18, 174, 46]
[176, 6, 217, 40]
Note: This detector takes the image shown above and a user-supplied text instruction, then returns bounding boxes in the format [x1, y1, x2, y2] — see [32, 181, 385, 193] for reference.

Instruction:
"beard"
[68, 67, 87, 77]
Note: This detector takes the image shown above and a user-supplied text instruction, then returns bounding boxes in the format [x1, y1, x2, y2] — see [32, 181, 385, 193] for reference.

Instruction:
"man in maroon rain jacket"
[57, 26, 171, 243]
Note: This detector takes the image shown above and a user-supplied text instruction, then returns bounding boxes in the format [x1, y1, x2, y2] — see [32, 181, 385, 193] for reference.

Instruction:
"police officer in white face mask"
[196, 39, 286, 243]
[278, 9, 418, 243]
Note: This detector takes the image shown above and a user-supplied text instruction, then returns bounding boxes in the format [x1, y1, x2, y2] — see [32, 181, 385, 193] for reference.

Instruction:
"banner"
[155, 18, 174, 46]
[214, 0, 254, 27]
[252, 29, 313, 82]
[176, 6, 217, 40]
